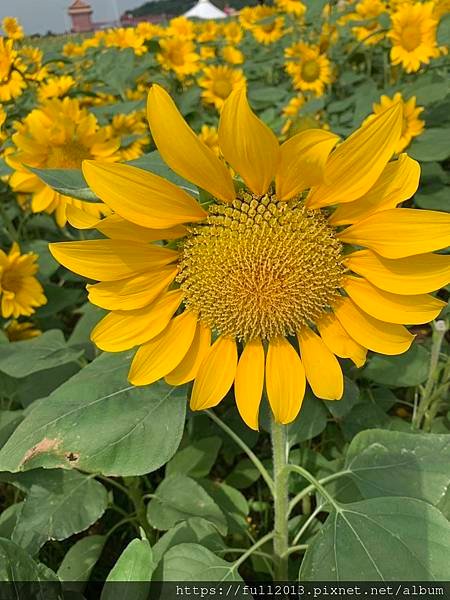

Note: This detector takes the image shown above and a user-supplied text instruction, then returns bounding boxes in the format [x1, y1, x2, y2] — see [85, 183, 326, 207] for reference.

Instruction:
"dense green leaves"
[0, 538, 59, 588]
[101, 538, 155, 599]
[363, 345, 430, 387]
[57, 535, 105, 590]
[0, 352, 187, 476]
[161, 543, 243, 582]
[300, 497, 450, 581]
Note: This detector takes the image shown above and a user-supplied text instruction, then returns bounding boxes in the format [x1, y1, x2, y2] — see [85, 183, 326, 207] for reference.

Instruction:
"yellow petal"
[333, 297, 414, 355]
[276, 129, 339, 201]
[329, 154, 420, 225]
[91, 289, 184, 351]
[344, 276, 445, 325]
[219, 87, 279, 196]
[317, 312, 367, 367]
[346, 250, 450, 295]
[339, 209, 450, 259]
[98, 214, 186, 242]
[265, 337, 305, 425]
[190, 336, 238, 411]
[129, 310, 198, 386]
[49, 240, 177, 282]
[83, 161, 206, 229]
[234, 338, 264, 431]
[66, 204, 101, 229]
[297, 327, 343, 401]
[165, 322, 211, 385]
[147, 84, 235, 203]
[307, 103, 403, 208]
[87, 266, 178, 311]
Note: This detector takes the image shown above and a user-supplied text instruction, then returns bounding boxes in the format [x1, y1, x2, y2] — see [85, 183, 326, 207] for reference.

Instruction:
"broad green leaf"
[0, 410, 23, 448]
[346, 429, 450, 505]
[408, 128, 450, 161]
[200, 481, 249, 533]
[300, 497, 450, 580]
[11, 470, 108, 555]
[147, 474, 227, 536]
[12, 363, 81, 409]
[288, 392, 328, 444]
[363, 344, 430, 387]
[36, 283, 84, 318]
[101, 538, 154, 600]
[57, 535, 105, 592]
[153, 517, 225, 566]
[166, 436, 222, 479]
[128, 151, 195, 192]
[21, 240, 59, 279]
[0, 537, 60, 589]
[0, 503, 22, 539]
[29, 167, 98, 202]
[225, 458, 262, 490]
[415, 187, 450, 212]
[161, 543, 243, 582]
[323, 377, 359, 419]
[0, 352, 187, 476]
[0, 330, 83, 378]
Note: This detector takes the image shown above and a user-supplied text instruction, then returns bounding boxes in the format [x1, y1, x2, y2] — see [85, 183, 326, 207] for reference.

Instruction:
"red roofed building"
[68, 0, 93, 33]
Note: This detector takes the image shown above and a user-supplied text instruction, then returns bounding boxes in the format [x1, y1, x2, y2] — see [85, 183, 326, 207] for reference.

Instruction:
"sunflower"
[197, 21, 221, 43]
[8, 98, 120, 227]
[281, 95, 305, 135]
[38, 75, 76, 102]
[198, 124, 221, 157]
[1, 17, 24, 40]
[365, 92, 424, 153]
[349, 0, 388, 45]
[275, 0, 306, 17]
[50, 86, 450, 430]
[167, 16, 196, 40]
[5, 320, 41, 341]
[223, 21, 243, 45]
[199, 46, 216, 61]
[251, 15, 286, 45]
[106, 111, 149, 161]
[0, 104, 6, 143]
[198, 65, 246, 111]
[221, 46, 244, 65]
[0, 243, 46, 319]
[388, 2, 439, 72]
[285, 43, 333, 96]
[157, 39, 201, 79]
[0, 38, 27, 102]
[104, 27, 147, 56]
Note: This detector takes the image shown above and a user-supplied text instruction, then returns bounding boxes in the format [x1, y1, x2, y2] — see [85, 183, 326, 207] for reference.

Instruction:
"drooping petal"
[49, 240, 177, 281]
[234, 338, 265, 431]
[317, 312, 367, 367]
[165, 322, 211, 385]
[83, 161, 206, 229]
[276, 129, 339, 201]
[97, 214, 186, 242]
[346, 250, 450, 295]
[297, 327, 343, 401]
[90, 289, 184, 351]
[334, 297, 414, 355]
[344, 276, 445, 325]
[265, 337, 305, 424]
[87, 266, 178, 311]
[307, 102, 403, 208]
[190, 336, 238, 411]
[129, 309, 198, 386]
[329, 154, 420, 225]
[147, 84, 235, 203]
[219, 87, 279, 196]
[66, 204, 100, 229]
[338, 209, 450, 259]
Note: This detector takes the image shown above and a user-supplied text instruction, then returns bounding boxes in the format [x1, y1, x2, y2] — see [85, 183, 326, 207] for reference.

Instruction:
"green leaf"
[0, 410, 23, 449]
[21, 240, 59, 279]
[166, 436, 222, 479]
[437, 13, 450, 45]
[29, 167, 98, 202]
[0, 537, 60, 587]
[57, 535, 105, 592]
[300, 497, 450, 580]
[161, 543, 243, 582]
[345, 429, 450, 505]
[128, 151, 194, 192]
[0, 352, 186, 476]
[288, 391, 328, 444]
[101, 538, 154, 599]
[363, 344, 430, 387]
[0, 503, 22, 539]
[408, 128, 450, 161]
[225, 457, 262, 490]
[10, 469, 108, 555]
[415, 187, 450, 212]
[200, 481, 249, 533]
[323, 377, 359, 418]
[0, 330, 83, 378]
[36, 283, 84, 317]
[147, 474, 227, 536]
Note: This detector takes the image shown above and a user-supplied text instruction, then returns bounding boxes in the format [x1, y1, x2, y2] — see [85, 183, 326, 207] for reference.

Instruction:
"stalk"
[271, 417, 289, 581]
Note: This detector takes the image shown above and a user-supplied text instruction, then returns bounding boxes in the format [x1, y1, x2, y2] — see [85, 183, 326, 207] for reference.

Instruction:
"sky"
[0, 0, 156, 35]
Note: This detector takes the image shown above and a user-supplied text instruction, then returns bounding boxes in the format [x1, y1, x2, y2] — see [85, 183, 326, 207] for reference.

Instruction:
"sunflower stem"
[271, 417, 289, 581]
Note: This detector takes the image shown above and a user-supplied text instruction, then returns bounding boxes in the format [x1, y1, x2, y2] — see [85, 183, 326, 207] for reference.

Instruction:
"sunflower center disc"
[178, 190, 345, 342]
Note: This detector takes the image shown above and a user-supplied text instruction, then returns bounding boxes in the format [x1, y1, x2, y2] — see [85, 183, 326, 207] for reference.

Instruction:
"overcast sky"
[0, 0, 154, 35]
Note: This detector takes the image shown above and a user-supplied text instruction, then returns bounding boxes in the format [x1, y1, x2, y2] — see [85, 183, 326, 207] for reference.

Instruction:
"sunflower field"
[0, 0, 449, 594]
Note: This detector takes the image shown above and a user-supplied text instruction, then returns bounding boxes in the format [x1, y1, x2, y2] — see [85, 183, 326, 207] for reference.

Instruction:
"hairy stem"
[271, 418, 289, 581]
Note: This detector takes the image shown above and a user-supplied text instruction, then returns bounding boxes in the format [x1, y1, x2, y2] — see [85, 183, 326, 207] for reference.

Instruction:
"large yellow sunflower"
[365, 92, 424, 153]
[0, 243, 46, 319]
[156, 38, 201, 79]
[285, 43, 333, 96]
[7, 98, 120, 227]
[0, 37, 27, 102]
[50, 86, 450, 430]
[389, 1, 439, 72]
[198, 65, 246, 111]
